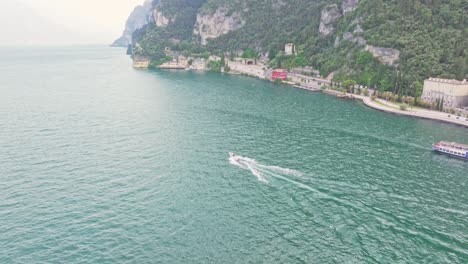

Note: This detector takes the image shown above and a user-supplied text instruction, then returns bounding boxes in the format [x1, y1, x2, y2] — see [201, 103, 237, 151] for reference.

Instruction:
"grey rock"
[351, 17, 363, 26]
[319, 4, 342, 36]
[343, 32, 353, 41]
[365, 45, 400, 65]
[153, 8, 172, 27]
[194, 8, 245, 45]
[353, 36, 367, 46]
[354, 25, 364, 34]
[342, 0, 359, 15]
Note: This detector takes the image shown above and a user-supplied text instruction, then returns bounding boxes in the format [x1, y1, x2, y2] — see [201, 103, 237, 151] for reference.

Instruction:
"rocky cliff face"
[365, 45, 400, 66]
[319, 1, 359, 37]
[319, 4, 341, 36]
[342, 0, 359, 15]
[112, 0, 154, 47]
[153, 8, 172, 27]
[123, 0, 466, 83]
[193, 9, 245, 45]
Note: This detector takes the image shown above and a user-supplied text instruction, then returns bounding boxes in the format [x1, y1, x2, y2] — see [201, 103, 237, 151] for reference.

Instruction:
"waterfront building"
[133, 57, 151, 69]
[159, 58, 185, 69]
[271, 69, 288, 81]
[191, 58, 206, 70]
[422, 78, 468, 108]
[177, 56, 188, 66]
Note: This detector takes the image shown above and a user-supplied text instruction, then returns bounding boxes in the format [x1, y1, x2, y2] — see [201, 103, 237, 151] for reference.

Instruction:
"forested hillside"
[321, 0, 467, 94]
[130, 0, 467, 96]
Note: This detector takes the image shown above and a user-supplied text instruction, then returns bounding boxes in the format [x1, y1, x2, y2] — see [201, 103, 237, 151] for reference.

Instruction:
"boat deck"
[438, 141, 468, 151]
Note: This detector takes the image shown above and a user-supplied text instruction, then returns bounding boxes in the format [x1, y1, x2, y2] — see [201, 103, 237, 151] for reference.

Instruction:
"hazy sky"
[0, 0, 144, 45]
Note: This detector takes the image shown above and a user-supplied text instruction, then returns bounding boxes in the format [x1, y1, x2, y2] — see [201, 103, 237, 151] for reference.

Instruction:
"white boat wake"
[229, 154, 303, 183]
[229, 153, 357, 209]
[229, 154, 355, 207]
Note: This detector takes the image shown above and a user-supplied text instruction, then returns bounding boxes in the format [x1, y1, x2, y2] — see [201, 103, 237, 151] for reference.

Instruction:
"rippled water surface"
[0, 46, 467, 263]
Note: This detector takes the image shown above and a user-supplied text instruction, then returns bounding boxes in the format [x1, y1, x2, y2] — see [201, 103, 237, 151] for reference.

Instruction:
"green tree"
[268, 47, 277, 61]
[343, 80, 357, 93]
[220, 54, 226, 66]
[413, 81, 423, 105]
[242, 48, 257, 59]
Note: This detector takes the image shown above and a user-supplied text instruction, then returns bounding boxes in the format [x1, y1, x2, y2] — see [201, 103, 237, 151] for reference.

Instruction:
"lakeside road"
[156, 62, 468, 128]
[324, 89, 468, 128]
[227, 61, 266, 79]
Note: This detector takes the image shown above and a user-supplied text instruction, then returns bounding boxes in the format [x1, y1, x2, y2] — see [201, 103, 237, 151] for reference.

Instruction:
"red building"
[271, 69, 288, 81]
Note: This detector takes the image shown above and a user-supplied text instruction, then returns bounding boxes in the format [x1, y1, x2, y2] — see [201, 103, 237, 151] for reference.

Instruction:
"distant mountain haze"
[0, 0, 144, 45]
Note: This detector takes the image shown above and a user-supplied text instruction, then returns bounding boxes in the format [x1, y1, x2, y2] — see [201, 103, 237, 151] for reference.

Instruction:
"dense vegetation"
[132, 0, 468, 97]
[132, 0, 207, 66]
[319, 0, 468, 97]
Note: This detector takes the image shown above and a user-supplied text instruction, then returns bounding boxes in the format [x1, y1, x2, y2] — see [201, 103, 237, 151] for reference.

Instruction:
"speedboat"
[229, 152, 241, 162]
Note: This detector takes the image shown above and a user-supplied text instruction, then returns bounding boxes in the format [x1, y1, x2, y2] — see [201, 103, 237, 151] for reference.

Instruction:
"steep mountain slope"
[112, 0, 154, 47]
[315, 0, 467, 92]
[126, 0, 467, 96]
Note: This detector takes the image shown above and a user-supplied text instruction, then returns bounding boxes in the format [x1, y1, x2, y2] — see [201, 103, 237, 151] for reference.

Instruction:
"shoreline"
[225, 70, 468, 128]
[323, 89, 468, 128]
[156, 66, 468, 128]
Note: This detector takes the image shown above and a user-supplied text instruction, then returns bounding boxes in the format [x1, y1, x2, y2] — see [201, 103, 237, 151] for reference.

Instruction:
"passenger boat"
[432, 141, 468, 160]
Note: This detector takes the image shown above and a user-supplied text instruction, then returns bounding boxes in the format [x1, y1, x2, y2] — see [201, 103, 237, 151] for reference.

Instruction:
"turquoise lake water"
[0, 46, 467, 263]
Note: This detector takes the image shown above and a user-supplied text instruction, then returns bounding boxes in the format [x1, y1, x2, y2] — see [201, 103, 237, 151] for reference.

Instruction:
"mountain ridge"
[120, 0, 467, 96]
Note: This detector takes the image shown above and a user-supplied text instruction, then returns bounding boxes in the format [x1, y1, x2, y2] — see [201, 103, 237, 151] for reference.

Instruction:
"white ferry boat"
[432, 141, 468, 160]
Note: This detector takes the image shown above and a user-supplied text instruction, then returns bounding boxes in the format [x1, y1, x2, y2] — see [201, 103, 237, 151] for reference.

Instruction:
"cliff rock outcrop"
[112, 0, 153, 47]
[153, 8, 172, 27]
[194, 9, 245, 45]
[122, 0, 466, 82]
[365, 45, 400, 66]
[319, 4, 341, 36]
[342, 0, 359, 15]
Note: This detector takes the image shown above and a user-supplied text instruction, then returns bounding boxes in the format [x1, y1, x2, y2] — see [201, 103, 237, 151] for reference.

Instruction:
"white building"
[285, 43, 294, 55]
[422, 78, 468, 108]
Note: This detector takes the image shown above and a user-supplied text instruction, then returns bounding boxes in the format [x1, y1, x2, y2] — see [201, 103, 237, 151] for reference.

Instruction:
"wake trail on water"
[229, 154, 303, 184]
[229, 154, 362, 205]
[228, 154, 468, 257]
[229, 155, 267, 182]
